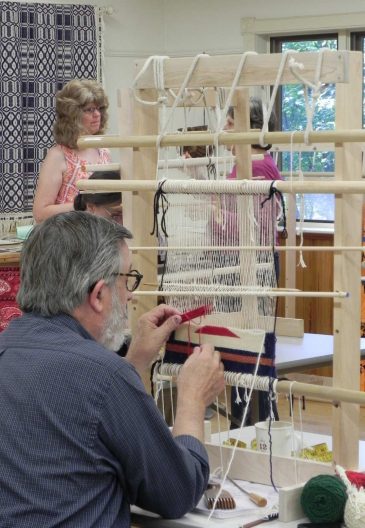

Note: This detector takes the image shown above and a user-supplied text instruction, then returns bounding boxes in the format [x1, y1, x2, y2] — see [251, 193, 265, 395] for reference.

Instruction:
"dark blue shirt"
[0, 313, 209, 527]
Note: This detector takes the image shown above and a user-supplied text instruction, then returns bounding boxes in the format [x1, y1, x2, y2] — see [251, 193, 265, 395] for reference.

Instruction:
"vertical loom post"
[332, 51, 362, 468]
[122, 86, 159, 389]
[234, 89, 261, 421]
[234, 88, 252, 181]
[117, 88, 134, 229]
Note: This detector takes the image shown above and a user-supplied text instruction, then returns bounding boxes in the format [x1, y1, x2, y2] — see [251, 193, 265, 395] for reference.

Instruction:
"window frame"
[240, 14, 365, 229]
[269, 34, 338, 224]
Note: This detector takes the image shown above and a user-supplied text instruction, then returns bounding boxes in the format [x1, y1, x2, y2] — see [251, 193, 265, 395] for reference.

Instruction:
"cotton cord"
[289, 49, 327, 145]
[160, 53, 209, 136]
[297, 152, 307, 269]
[288, 381, 299, 485]
[217, 51, 258, 132]
[207, 335, 266, 523]
[168, 381, 175, 426]
[300, 474, 347, 523]
[161, 178, 273, 195]
[151, 180, 169, 238]
[259, 50, 299, 148]
[132, 55, 170, 105]
[213, 51, 258, 177]
[297, 392, 304, 461]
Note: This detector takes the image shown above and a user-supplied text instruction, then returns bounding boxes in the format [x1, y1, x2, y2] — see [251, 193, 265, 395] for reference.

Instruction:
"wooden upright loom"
[78, 50, 365, 494]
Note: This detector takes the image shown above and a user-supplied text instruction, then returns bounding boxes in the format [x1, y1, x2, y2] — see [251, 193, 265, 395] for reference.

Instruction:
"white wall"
[12, 0, 365, 133]
[100, 0, 164, 133]
[162, 0, 365, 54]
[100, 0, 365, 131]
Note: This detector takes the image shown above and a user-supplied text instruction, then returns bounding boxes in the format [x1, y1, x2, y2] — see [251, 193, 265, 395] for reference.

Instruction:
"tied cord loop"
[261, 181, 288, 240]
[150, 180, 169, 238]
[150, 358, 162, 398]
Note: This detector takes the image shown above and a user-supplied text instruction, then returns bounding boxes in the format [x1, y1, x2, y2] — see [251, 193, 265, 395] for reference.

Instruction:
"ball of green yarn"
[301, 475, 347, 523]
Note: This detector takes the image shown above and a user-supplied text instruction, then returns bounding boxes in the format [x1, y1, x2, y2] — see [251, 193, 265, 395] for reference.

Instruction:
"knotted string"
[261, 181, 288, 240]
[150, 179, 169, 239]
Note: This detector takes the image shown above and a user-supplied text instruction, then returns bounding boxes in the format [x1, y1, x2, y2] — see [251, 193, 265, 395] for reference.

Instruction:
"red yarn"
[346, 470, 365, 489]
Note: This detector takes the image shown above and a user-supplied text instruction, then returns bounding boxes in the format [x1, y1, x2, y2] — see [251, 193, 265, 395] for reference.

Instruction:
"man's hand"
[125, 304, 181, 375]
[173, 344, 225, 442]
[177, 345, 225, 407]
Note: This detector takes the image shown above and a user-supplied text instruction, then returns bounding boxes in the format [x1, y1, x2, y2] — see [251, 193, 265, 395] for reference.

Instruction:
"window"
[270, 35, 338, 222]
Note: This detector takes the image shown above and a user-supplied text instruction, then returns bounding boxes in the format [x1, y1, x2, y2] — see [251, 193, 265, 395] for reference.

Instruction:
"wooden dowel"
[77, 178, 365, 194]
[133, 290, 348, 298]
[84, 157, 243, 173]
[77, 129, 365, 150]
[85, 163, 121, 172]
[135, 50, 347, 89]
[130, 245, 365, 252]
[276, 380, 365, 406]
[281, 171, 334, 179]
[272, 143, 334, 152]
[155, 372, 365, 406]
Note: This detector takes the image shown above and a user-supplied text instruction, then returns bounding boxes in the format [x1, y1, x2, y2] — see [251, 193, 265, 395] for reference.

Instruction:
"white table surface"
[132, 509, 301, 527]
[133, 334, 365, 526]
[132, 428, 358, 527]
[275, 333, 365, 373]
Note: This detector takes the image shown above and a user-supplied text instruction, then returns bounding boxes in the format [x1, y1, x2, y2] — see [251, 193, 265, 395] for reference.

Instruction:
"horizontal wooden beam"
[133, 51, 349, 89]
[133, 289, 348, 298]
[78, 128, 365, 150]
[77, 178, 365, 195]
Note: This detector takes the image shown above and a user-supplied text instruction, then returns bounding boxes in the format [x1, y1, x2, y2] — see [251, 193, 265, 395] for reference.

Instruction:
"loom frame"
[78, 50, 363, 476]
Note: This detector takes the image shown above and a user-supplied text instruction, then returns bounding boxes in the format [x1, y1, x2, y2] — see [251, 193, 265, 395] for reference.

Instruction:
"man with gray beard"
[0, 211, 225, 528]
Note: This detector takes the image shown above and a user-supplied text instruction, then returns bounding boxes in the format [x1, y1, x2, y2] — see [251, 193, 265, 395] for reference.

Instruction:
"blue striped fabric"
[0, 313, 209, 527]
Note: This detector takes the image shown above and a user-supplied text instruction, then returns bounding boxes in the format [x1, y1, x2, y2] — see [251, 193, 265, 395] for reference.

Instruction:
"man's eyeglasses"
[114, 270, 143, 292]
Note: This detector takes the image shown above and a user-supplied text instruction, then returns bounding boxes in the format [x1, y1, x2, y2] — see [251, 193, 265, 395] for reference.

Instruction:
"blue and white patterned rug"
[0, 2, 99, 213]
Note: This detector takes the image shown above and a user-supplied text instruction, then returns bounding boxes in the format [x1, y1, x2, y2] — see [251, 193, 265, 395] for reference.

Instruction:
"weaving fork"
[204, 483, 236, 510]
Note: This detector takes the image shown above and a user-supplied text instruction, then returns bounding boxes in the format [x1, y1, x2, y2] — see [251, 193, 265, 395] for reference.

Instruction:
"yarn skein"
[337, 465, 365, 528]
[300, 474, 347, 523]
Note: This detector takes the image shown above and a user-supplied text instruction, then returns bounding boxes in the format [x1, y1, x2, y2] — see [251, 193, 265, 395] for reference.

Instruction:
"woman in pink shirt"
[33, 79, 111, 222]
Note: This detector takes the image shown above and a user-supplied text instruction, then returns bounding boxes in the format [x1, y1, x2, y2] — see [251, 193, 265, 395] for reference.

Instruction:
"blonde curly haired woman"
[33, 79, 111, 222]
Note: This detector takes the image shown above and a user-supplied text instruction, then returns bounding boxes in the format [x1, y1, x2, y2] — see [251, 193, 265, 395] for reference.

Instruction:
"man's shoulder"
[0, 313, 129, 373]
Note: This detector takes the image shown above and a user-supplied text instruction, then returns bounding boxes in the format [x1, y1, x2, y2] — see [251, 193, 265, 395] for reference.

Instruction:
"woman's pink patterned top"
[55, 146, 111, 204]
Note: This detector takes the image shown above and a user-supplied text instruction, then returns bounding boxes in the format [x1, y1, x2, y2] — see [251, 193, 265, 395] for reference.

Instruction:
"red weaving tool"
[180, 304, 213, 323]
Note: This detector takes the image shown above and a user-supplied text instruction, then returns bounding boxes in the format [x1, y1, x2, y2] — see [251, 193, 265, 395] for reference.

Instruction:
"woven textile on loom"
[158, 182, 280, 378]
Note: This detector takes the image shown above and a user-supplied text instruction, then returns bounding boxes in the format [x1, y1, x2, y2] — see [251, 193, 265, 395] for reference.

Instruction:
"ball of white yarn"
[344, 489, 365, 528]
[336, 465, 365, 528]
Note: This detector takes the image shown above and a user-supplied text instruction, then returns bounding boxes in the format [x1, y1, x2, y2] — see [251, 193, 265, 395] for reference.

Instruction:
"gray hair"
[17, 211, 132, 316]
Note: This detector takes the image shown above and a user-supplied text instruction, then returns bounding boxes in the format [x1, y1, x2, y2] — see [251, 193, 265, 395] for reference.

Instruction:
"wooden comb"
[204, 483, 236, 510]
